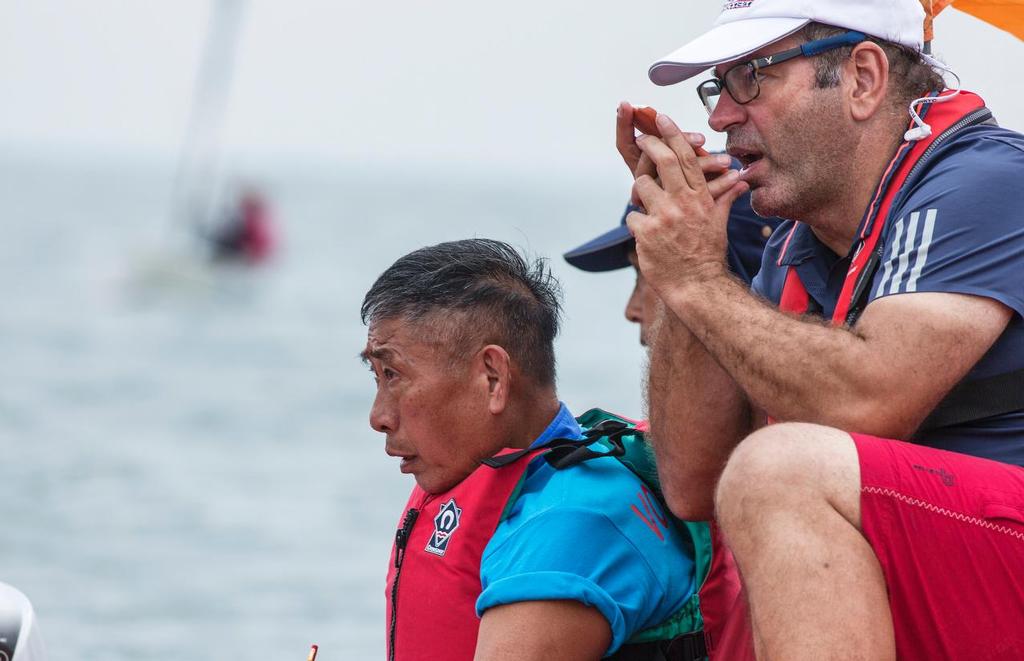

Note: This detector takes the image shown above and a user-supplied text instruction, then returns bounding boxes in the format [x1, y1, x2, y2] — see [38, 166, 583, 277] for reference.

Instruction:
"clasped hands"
[616, 102, 750, 298]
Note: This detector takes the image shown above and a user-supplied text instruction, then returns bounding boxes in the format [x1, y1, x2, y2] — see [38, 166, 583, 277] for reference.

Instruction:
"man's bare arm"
[647, 299, 754, 520]
[474, 600, 610, 661]
[661, 278, 1011, 439]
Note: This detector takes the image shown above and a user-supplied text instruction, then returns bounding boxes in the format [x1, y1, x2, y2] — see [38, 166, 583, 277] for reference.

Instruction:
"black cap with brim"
[563, 192, 784, 285]
[562, 203, 640, 273]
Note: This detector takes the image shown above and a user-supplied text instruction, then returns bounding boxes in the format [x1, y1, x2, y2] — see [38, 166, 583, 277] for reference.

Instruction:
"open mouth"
[386, 446, 414, 460]
[386, 447, 418, 473]
[728, 146, 764, 171]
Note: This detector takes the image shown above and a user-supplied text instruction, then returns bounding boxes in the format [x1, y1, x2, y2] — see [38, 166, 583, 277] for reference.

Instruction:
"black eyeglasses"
[696, 31, 867, 114]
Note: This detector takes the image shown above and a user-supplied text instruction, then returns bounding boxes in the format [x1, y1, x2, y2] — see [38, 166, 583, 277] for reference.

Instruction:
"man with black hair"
[618, 0, 1024, 658]
[362, 239, 704, 661]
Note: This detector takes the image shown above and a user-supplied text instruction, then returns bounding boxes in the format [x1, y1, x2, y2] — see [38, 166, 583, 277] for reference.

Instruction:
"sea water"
[0, 153, 646, 660]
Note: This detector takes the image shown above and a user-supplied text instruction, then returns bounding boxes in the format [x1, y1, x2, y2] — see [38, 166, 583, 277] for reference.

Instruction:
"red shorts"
[853, 433, 1024, 660]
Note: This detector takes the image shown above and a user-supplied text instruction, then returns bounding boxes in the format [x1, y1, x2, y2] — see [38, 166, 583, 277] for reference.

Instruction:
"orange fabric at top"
[921, 0, 1024, 42]
[954, 0, 1024, 41]
[921, 0, 955, 41]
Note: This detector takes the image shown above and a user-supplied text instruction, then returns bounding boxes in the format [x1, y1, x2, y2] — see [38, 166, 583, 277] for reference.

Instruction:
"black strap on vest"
[480, 419, 630, 470]
[609, 631, 708, 661]
[919, 368, 1024, 432]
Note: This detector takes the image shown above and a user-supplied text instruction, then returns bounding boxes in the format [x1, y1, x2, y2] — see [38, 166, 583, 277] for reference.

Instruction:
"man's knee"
[715, 423, 861, 531]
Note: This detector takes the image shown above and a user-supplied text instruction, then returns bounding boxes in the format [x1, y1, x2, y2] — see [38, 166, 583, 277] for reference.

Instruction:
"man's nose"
[708, 88, 746, 134]
[625, 288, 644, 325]
[369, 392, 395, 434]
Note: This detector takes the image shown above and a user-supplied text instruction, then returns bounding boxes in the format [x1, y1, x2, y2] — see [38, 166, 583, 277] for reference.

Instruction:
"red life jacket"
[384, 447, 539, 661]
[777, 91, 988, 322]
[383, 411, 712, 661]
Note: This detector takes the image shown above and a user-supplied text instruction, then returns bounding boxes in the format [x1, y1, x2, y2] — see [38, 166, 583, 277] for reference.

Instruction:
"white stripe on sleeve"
[905, 209, 937, 292]
[889, 211, 920, 294]
[875, 216, 904, 297]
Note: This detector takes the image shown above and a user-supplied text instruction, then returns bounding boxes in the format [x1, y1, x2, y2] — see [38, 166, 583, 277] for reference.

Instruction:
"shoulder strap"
[608, 631, 707, 661]
[478, 419, 627, 470]
[842, 103, 994, 326]
[836, 92, 990, 325]
[919, 367, 1024, 432]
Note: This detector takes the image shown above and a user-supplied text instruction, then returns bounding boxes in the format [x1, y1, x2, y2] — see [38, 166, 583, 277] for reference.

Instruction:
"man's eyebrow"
[360, 347, 395, 364]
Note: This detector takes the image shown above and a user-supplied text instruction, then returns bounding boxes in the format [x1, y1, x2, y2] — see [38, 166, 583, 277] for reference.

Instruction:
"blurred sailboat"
[128, 0, 276, 300]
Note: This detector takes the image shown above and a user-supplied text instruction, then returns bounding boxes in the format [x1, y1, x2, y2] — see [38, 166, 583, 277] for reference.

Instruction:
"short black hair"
[361, 239, 563, 386]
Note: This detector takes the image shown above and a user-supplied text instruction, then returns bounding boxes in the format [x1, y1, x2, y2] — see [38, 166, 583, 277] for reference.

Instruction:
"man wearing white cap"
[618, 0, 1024, 658]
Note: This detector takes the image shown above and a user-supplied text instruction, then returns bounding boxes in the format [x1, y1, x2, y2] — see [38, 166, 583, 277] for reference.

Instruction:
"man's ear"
[846, 42, 890, 121]
[479, 345, 512, 415]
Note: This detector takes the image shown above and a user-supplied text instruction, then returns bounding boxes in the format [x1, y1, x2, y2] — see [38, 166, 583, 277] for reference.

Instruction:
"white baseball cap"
[649, 0, 940, 86]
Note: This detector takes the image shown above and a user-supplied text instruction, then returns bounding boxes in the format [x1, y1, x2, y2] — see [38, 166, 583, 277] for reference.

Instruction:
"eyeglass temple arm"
[800, 30, 868, 56]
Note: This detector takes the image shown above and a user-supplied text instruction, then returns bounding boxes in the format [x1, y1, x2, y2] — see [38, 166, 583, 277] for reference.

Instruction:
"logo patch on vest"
[425, 498, 462, 556]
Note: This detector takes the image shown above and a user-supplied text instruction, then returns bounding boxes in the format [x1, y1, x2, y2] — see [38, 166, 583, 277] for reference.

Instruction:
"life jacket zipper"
[388, 507, 419, 661]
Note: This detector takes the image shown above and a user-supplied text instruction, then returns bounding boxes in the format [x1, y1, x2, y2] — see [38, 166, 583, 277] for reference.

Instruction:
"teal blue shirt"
[476, 404, 695, 656]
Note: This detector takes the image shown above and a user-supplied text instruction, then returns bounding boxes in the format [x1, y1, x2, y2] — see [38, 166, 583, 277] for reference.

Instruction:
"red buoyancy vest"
[384, 448, 541, 661]
[778, 91, 987, 321]
[697, 521, 745, 660]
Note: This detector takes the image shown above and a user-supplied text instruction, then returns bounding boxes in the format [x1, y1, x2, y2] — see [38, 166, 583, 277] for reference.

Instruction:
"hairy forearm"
[662, 269, 904, 435]
[647, 300, 753, 520]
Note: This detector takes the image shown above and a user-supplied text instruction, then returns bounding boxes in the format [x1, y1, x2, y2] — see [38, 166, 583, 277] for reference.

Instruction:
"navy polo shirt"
[753, 122, 1024, 466]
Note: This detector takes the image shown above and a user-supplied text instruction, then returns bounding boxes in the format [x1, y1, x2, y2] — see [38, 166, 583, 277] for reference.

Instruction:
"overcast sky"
[0, 1, 1019, 176]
